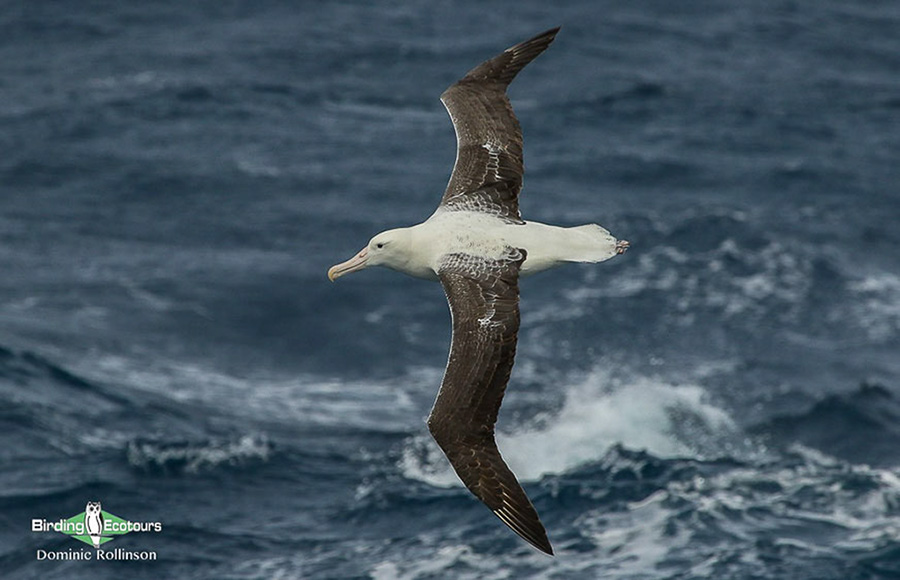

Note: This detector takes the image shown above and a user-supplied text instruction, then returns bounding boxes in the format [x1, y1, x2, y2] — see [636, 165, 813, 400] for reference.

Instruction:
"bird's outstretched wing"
[438, 27, 560, 224]
[428, 248, 553, 555]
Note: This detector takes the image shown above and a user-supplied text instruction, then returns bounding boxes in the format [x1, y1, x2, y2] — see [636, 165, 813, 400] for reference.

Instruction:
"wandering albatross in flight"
[328, 27, 628, 555]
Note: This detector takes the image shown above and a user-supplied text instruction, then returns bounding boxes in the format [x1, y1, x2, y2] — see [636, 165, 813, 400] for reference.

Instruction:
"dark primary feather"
[427, 248, 554, 555]
[439, 27, 561, 224]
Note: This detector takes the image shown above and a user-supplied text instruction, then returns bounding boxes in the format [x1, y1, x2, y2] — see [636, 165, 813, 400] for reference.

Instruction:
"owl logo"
[84, 501, 104, 548]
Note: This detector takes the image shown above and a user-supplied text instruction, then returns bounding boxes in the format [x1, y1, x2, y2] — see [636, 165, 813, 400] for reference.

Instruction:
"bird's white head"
[328, 228, 412, 281]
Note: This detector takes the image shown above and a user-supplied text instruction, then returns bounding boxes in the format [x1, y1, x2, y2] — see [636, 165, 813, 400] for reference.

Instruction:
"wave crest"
[126, 434, 272, 474]
[400, 369, 741, 487]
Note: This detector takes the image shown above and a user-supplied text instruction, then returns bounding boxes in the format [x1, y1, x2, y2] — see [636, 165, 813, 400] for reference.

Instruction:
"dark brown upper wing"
[427, 248, 553, 555]
[438, 27, 560, 224]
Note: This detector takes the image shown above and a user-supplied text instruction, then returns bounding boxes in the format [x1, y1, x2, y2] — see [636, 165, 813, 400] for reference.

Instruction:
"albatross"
[328, 27, 628, 555]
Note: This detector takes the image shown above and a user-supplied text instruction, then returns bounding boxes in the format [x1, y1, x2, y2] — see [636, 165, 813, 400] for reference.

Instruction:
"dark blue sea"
[2, 1, 899, 578]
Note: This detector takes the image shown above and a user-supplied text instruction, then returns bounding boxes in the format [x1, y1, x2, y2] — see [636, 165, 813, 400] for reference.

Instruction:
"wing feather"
[427, 248, 553, 555]
[438, 27, 560, 223]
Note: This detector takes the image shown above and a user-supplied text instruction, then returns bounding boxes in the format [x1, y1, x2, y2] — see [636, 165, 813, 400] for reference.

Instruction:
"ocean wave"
[0, 344, 114, 398]
[0, 345, 140, 455]
[752, 382, 900, 468]
[576, 211, 815, 319]
[399, 368, 744, 488]
[85, 354, 434, 434]
[847, 272, 900, 342]
[125, 434, 273, 475]
[368, 445, 900, 579]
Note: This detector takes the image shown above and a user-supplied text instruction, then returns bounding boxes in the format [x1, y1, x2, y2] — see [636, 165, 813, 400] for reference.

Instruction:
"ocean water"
[2, 1, 899, 578]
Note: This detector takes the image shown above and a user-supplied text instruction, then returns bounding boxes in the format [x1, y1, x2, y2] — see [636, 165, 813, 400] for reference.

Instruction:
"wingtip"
[526, 26, 562, 46]
[543, 25, 562, 38]
[531, 535, 555, 556]
[512, 26, 562, 53]
[492, 504, 554, 556]
[453, 26, 564, 89]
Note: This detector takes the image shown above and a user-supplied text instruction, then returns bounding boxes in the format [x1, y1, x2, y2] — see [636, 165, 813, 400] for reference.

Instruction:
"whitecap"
[400, 368, 740, 487]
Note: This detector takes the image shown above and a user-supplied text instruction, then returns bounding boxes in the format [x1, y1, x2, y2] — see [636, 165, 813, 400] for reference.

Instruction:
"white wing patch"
[482, 142, 504, 182]
[477, 306, 501, 329]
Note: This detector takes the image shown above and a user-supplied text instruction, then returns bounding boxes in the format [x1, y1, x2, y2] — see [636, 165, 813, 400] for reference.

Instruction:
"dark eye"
[376, 243, 384, 249]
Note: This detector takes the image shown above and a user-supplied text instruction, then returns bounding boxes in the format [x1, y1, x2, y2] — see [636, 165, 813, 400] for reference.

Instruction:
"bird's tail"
[561, 224, 625, 264]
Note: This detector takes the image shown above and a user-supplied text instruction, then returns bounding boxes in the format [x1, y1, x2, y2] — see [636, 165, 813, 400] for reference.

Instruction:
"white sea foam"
[233, 146, 282, 177]
[370, 545, 513, 580]
[551, 236, 813, 331]
[85, 354, 435, 431]
[577, 488, 686, 574]
[848, 272, 900, 341]
[125, 433, 272, 474]
[400, 368, 738, 487]
[380, 442, 900, 579]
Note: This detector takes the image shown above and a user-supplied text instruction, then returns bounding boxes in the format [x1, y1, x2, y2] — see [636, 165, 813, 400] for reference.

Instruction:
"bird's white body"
[375, 209, 622, 280]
